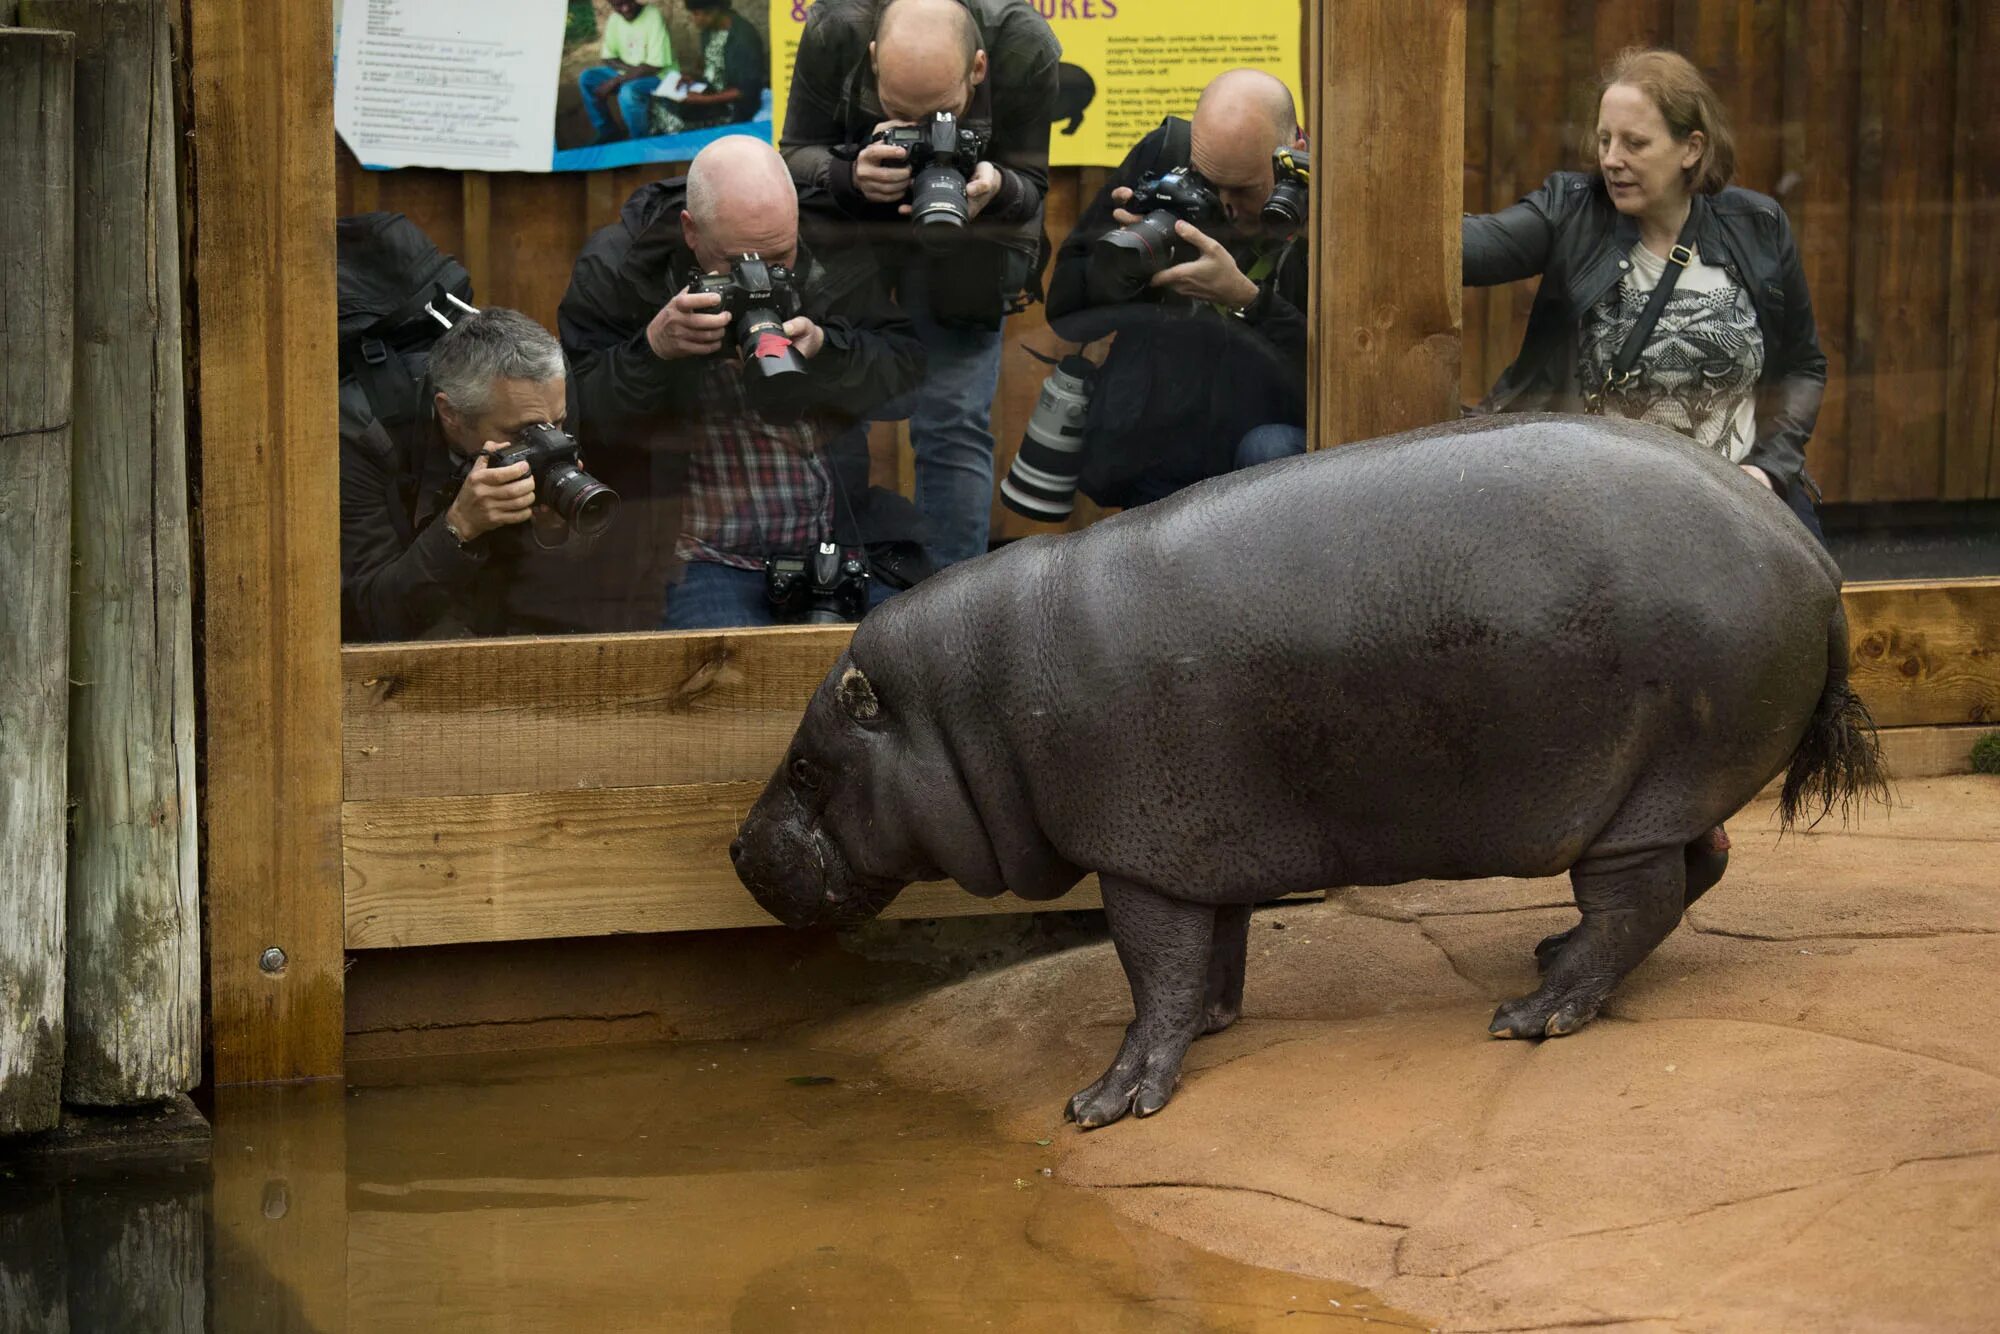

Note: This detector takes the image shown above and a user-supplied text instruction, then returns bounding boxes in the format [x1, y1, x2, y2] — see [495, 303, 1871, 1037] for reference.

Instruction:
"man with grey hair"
[560, 135, 924, 629]
[341, 306, 587, 640]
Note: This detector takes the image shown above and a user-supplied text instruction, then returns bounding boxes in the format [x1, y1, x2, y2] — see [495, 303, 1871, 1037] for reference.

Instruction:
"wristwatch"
[442, 517, 480, 555]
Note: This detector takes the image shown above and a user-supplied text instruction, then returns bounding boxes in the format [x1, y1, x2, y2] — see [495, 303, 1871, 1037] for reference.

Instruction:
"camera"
[1261, 146, 1311, 229]
[872, 111, 992, 245]
[688, 254, 806, 379]
[1087, 166, 1224, 304]
[764, 541, 871, 624]
[481, 423, 618, 537]
[999, 353, 1095, 522]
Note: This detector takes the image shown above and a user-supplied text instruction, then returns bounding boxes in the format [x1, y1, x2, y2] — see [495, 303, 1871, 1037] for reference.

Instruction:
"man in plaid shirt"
[559, 136, 925, 628]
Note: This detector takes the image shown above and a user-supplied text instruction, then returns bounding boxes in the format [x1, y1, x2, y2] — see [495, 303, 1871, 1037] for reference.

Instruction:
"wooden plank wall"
[335, 147, 1112, 542]
[339, 580, 2000, 948]
[1461, 0, 2000, 503]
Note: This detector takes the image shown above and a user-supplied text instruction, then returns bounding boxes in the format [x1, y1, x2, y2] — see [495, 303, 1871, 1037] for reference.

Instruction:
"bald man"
[557, 137, 925, 630]
[1040, 69, 1313, 510]
[781, 0, 1059, 569]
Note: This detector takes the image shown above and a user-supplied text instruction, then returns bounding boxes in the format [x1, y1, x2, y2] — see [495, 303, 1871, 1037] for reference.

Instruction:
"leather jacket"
[1463, 171, 1826, 498]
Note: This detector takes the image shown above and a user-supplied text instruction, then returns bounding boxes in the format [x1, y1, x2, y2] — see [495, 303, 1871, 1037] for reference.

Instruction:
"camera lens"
[543, 462, 619, 537]
[1000, 355, 1094, 523]
[911, 163, 972, 245]
[1262, 181, 1308, 229]
[738, 309, 806, 378]
[1087, 210, 1182, 304]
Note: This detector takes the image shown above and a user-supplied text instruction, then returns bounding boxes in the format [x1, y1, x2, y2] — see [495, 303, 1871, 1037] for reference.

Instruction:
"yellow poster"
[769, 0, 1303, 169]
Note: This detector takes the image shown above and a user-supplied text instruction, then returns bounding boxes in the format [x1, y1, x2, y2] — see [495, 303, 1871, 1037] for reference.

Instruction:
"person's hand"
[646, 287, 731, 360]
[964, 162, 1002, 218]
[855, 120, 913, 204]
[1740, 463, 1776, 491]
[1108, 185, 1141, 226]
[1152, 220, 1260, 307]
[780, 315, 825, 360]
[444, 446, 534, 543]
[592, 75, 625, 101]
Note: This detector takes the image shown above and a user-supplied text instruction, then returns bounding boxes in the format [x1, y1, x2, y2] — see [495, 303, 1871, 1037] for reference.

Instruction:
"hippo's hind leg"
[1491, 845, 1685, 1039]
[1066, 877, 1214, 1129]
[1202, 904, 1253, 1035]
[1533, 829, 1730, 972]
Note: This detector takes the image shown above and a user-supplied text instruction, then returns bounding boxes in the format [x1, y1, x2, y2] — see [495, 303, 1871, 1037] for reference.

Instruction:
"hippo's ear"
[836, 666, 882, 723]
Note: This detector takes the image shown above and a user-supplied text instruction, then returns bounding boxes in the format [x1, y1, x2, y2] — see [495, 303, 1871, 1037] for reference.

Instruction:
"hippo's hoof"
[1064, 1060, 1181, 1129]
[1533, 924, 1579, 973]
[1488, 986, 1604, 1040]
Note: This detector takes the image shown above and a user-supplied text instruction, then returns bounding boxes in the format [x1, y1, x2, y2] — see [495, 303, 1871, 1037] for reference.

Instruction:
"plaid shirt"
[675, 361, 833, 571]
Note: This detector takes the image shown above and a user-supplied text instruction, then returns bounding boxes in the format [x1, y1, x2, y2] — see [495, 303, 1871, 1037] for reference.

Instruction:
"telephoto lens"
[911, 160, 973, 239]
[738, 306, 806, 378]
[1000, 354, 1095, 522]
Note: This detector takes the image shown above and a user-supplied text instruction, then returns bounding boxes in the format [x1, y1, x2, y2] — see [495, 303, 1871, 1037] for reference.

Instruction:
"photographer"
[781, 0, 1059, 567]
[558, 136, 925, 629]
[341, 308, 594, 641]
[1045, 69, 1311, 507]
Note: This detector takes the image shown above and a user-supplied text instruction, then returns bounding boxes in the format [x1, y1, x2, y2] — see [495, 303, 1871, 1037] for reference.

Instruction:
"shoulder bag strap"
[1604, 197, 1705, 391]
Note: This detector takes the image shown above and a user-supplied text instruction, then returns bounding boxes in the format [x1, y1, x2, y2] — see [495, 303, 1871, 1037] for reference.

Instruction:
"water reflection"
[7, 1042, 1419, 1332]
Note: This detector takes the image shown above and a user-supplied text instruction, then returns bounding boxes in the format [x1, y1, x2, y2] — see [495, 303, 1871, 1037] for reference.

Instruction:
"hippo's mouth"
[736, 820, 906, 929]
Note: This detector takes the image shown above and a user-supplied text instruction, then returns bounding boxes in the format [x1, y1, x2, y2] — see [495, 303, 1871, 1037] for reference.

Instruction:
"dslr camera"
[688, 254, 806, 379]
[763, 541, 871, 624]
[1087, 166, 1224, 304]
[1261, 145, 1311, 229]
[872, 111, 992, 244]
[481, 423, 618, 537]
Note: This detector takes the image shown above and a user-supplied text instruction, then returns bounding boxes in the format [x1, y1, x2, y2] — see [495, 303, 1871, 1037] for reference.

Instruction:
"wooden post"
[1310, 0, 1465, 447]
[0, 27, 75, 1138]
[188, 0, 346, 1083]
[18, 0, 202, 1108]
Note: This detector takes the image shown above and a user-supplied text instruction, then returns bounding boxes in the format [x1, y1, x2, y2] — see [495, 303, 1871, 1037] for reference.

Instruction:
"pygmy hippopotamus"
[731, 414, 1886, 1128]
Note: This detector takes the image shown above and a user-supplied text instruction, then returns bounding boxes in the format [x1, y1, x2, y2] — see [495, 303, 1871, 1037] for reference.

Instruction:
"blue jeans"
[662, 559, 898, 631]
[578, 67, 661, 141]
[1121, 422, 1311, 507]
[862, 263, 1006, 569]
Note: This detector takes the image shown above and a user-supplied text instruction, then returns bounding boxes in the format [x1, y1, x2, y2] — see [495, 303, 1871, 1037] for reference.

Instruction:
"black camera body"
[1261, 145, 1310, 229]
[763, 541, 870, 624]
[873, 111, 992, 244]
[1087, 166, 1224, 304]
[481, 423, 618, 537]
[688, 254, 807, 379]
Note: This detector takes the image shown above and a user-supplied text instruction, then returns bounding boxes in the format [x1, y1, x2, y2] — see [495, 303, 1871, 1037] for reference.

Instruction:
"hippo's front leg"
[1065, 877, 1216, 1129]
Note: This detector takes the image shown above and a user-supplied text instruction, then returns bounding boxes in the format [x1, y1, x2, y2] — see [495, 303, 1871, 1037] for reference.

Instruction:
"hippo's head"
[731, 657, 930, 928]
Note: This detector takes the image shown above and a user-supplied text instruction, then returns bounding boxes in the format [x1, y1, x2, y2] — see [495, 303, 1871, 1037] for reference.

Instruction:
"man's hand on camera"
[780, 316, 825, 360]
[646, 287, 731, 360]
[856, 120, 914, 204]
[1153, 220, 1260, 308]
[1108, 185, 1141, 227]
[443, 447, 534, 544]
[964, 162, 1002, 218]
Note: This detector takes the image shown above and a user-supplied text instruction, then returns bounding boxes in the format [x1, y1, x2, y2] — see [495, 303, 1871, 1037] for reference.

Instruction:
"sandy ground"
[811, 775, 2000, 1332]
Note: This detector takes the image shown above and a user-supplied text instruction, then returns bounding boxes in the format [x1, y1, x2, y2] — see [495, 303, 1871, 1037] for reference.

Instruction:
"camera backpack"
[336, 212, 475, 436]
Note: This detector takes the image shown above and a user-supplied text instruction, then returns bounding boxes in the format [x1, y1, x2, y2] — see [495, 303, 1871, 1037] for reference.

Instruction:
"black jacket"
[1043, 117, 1309, 504]
[338, 382, 596, 641]
[557, 176, 925, 621]
[1464, 171, 1826, 497]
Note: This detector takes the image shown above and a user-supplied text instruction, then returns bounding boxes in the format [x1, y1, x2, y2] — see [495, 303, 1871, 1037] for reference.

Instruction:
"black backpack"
[336, 212, 475, 433]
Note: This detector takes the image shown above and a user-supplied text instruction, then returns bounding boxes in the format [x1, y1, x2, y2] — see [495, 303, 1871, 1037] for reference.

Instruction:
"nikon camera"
[1086, 167, 1224, 305]
[764, 541, 871, 624]
[1261, 146, 1311, 229]
[481, 423, 618, 537]
[872, 111, 992, 245]
[688, 254, 806, 379]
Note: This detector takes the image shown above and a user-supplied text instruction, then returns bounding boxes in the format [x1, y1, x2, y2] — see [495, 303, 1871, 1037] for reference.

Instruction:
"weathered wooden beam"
[20, 0, 201, 1108]
[188, 0, 345, 1083]
[1312, 0, 1465, 446]
[0, 27, 75, 1138]
[343, 783, 1104, 948]
[1843, 578, 2000, 729]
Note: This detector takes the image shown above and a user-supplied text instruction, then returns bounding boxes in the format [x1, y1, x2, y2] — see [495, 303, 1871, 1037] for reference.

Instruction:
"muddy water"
[8, 1041, 1423, 1332]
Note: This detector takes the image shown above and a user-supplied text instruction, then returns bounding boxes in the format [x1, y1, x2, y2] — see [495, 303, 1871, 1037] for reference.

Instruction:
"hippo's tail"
[1777, 600, 1890, 831]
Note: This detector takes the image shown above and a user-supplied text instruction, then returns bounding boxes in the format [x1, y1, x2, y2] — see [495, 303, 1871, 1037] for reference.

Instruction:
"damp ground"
[2, 1039, 1423, 1332]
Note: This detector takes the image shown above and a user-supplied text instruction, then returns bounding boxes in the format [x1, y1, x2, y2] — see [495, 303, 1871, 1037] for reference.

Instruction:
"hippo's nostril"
[729, 839, 744, 864]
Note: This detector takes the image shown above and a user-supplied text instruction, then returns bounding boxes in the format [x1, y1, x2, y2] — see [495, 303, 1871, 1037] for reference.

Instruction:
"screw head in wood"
[259, 946, 287, 975]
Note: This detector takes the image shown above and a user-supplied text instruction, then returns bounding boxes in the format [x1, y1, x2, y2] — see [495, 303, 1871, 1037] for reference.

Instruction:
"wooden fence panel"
[1946, 1, 2000, 501]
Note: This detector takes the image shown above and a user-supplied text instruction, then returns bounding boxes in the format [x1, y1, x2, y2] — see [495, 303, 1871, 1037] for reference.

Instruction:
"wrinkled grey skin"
[734, 414, 1853, 1129]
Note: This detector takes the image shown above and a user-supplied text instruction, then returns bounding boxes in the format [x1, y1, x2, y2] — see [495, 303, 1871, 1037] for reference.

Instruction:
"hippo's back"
[872, 415, 1841, 897]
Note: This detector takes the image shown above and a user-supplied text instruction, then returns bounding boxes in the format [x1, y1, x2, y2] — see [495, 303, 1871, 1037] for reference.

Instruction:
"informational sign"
[771, 0, 1304, 169]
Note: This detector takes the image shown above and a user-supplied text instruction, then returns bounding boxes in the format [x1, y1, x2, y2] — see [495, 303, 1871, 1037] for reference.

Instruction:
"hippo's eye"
[789, 757, 817, 788]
